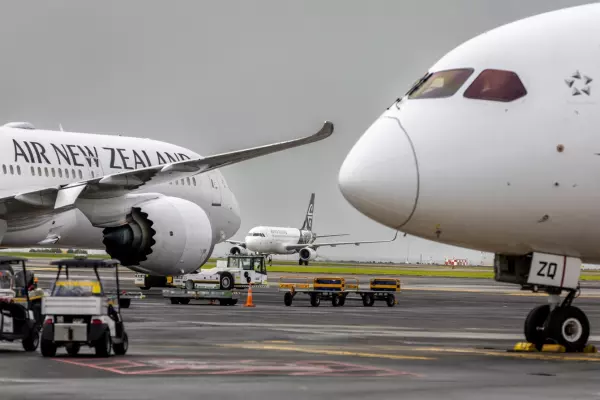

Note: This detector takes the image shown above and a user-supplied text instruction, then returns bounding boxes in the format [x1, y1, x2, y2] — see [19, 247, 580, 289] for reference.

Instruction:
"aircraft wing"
[0, 121, 333, 216]
[315, 233, 350, 238]
[285, 230, 398, 250]
[225, 240, 246, 246]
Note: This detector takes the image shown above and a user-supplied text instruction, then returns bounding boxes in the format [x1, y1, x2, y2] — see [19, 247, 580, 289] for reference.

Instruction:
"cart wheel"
[284, 292, 293, 306]
[179, 299, 190, 305]
[22, 328, 39, 352]
[170, 298, 180, 305]
[66, 343, 81, 356]
[94, 329, 112, 357]
[40, 339, 57, 357]
[113, 332, 129, 355]
[362, 294, 374, 307]
[386, 294, 396, 307]
[331, 294, 341, 307]
[310, 293, 320, 307]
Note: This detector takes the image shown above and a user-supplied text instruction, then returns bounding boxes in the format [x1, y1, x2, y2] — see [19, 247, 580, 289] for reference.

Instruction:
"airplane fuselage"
[0, 124, 240, 253]
[339, 3, 600, 263]
[244, 226, 314, 254]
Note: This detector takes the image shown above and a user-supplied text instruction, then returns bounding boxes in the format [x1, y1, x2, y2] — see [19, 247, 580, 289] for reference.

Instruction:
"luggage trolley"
[279, 276, 400, 307]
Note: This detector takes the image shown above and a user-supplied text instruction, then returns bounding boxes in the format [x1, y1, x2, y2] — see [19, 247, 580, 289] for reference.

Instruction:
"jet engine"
[299, 247, 317, 265]
[102, 196, 214, 275]
[229, 245, 248, 255]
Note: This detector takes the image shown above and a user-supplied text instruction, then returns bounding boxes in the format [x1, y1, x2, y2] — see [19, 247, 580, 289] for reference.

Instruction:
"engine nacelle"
[299, 247, 317, 262]
[102, 196, 214, 275]
[229, 245, 248, 255]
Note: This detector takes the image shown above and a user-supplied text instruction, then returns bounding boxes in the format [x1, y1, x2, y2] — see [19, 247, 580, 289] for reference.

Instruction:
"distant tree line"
[28, 248, 88, 254]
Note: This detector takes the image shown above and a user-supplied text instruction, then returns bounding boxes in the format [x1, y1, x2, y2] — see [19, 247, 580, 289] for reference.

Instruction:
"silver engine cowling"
[102, 196, 214, 275]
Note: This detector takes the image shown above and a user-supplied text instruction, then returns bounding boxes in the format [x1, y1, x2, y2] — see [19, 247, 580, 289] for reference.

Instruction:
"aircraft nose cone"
[338, 117, 418, 229]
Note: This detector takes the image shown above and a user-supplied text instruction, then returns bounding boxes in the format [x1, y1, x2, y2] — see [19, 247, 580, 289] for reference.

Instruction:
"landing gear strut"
[524, 288, 590, 352]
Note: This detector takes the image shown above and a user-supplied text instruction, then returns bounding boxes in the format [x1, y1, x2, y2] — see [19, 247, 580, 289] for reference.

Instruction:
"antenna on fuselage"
[59, 123, 64, 131]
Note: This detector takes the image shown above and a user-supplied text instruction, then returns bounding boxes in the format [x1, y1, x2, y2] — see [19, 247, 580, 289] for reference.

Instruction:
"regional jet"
[227, 192, 397, 264]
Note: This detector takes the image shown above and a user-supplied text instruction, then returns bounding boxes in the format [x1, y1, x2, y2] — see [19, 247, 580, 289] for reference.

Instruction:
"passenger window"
[65, 169, 69, 178]
[45, 167, 49, 177]
[58, 169, 62, 178]
[186, 177, 191, 186]
[408, 68, 474, 99]
[30, 166, 35, 176]
[17, 166, 21, 175]
[192, 177, 197, 186]
[78, 170, 83, 179]
[9, 165, 14, 175]
[51, 168, 55, 178]
[464, 69, 527, 102]
[38, 167, 42, 176]
[2, 165, 6, 174]
[72, 169, 76, 178]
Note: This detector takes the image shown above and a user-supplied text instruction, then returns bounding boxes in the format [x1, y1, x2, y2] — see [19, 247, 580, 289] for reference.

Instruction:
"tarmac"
[2, 263, 600, 399]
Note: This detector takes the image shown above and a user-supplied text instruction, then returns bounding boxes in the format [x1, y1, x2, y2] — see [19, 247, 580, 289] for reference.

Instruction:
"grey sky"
[0, 0, 593, 263]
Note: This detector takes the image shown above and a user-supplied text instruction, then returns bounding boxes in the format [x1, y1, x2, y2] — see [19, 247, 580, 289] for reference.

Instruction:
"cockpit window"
[463, 69, 527, 102]
[408, 69, 474, 99]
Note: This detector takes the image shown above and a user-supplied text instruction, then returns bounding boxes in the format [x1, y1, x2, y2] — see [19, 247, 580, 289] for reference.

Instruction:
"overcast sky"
[0, 0, 593, 263]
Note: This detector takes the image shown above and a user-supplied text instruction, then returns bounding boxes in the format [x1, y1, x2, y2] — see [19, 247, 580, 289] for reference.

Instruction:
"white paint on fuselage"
[0, 126, 241, 249]
[339, 4, 600, 263]
[244, 226, 313, 254]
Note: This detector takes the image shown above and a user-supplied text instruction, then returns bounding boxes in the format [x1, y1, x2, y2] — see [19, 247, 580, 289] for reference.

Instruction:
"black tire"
[386, 294, 396, 307]
[22, 329, 39, 352]
[339, 295, 346, 307]
[170, 298, 180, 305]
[94, 329, 112, 357]
[547, 306, 590, 352]
[113, 332, 129, 355]
[41, 339, 57, 357]
[179, 299, 190, 305]
[220, 272, 234, 290]
[298, 259, 303, 265]
[362, 293, 374, 307]
[284, 292, 293, 306]
[524, 304, 550, 348]
[310, 293, 320, 307]
[32, 302, 43, 328]
[66, 343, 80, 356]
[331, 294, 341, 307]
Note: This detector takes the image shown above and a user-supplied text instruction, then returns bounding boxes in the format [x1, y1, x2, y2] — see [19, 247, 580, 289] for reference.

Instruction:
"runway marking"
[219, 343, 435, 361]
[53, 357, 416, 377]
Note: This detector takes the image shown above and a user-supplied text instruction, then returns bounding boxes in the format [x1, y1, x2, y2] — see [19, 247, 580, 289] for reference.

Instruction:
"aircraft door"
[209, 173, 222, 206]
[82, 147, 105, 180]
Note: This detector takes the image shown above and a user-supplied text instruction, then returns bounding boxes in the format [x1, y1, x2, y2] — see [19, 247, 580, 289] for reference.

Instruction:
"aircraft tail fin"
[300, 193, 315, 232]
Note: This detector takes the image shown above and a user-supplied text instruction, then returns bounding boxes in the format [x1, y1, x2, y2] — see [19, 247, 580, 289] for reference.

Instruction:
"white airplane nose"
[338, 117, 418, 229]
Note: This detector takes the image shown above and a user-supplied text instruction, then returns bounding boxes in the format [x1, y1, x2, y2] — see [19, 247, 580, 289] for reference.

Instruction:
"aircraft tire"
[547, 306, 589, 352]
[524, 304, 550, 349]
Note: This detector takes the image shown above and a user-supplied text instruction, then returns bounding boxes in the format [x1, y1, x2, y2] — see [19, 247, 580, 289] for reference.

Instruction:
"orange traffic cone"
[244, 284, 255, 307]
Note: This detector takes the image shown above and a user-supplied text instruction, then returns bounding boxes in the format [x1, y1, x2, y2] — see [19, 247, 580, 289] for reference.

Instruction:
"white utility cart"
[40, 259, 130, 357]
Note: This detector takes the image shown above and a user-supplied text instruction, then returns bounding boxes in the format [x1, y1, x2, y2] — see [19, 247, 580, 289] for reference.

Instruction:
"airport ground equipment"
[179, 255, 268, 290]
[40, 259, 129, 357]
[133, 255, 268, 290]
[278, 276, 400, 307]
[162, 285, 239, 305]
[0, 256, 41, 352]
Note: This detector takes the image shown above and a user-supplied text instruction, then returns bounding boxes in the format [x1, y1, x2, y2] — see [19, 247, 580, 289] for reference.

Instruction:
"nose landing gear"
[524, 288, 590, 352]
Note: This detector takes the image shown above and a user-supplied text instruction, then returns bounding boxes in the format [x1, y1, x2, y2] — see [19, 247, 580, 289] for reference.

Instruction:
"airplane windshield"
[408, 68, 474, 99]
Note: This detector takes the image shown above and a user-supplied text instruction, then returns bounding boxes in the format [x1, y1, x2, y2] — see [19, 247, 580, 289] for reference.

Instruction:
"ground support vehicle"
[278, 276, 400, 307]
[163, 284, 240, 306]
[134, 256, 269, 291]
[0, 256, 40, 351]
[40, 259, 129, 357]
